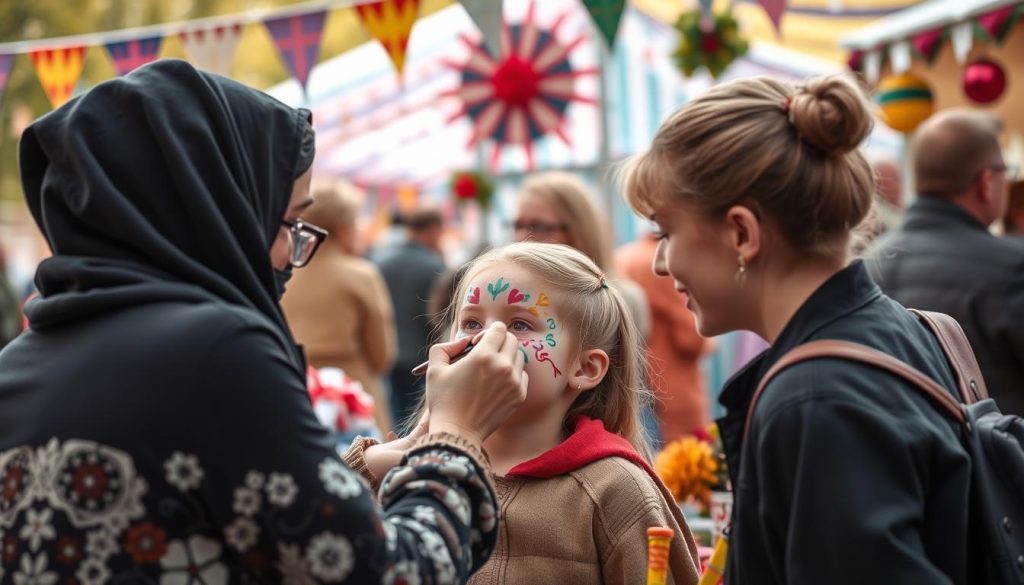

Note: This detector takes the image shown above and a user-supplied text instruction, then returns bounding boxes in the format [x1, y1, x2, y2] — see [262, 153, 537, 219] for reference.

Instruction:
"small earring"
[735, 256, 747, 286]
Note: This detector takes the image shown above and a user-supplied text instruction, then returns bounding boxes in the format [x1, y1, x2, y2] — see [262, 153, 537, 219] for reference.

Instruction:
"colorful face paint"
[508, 288, 530, 304]
[487, 277, 510, 301]
[466, 287, 481, 305]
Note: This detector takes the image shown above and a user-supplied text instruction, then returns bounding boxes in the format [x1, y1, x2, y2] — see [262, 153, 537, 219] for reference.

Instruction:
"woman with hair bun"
[621, 75, 971, 583]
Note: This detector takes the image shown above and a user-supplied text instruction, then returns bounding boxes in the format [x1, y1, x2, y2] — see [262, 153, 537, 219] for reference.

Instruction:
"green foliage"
[672, 9, 748, 80]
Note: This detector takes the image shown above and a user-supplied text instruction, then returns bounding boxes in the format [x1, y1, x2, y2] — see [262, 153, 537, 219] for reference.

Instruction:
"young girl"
[346, 242, 701, 584]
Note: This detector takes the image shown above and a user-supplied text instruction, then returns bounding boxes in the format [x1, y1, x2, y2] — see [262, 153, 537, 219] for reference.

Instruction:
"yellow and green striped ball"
[877, 74, 935, 134]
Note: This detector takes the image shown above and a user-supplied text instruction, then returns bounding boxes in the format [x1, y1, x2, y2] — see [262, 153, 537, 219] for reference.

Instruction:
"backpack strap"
[743, 340, 966, 438]
[908, 309, 989, 403]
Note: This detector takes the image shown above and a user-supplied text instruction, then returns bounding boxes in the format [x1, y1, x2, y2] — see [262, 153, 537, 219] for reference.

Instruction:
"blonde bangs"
[618, 151, 668, 218]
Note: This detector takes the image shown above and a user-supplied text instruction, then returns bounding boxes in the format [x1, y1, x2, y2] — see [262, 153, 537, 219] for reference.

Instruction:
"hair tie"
[596, 271, 608, 290]
[782, 96, 792, 113]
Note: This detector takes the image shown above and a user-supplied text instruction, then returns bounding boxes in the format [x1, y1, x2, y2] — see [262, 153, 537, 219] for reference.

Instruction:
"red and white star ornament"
[444, 3, 598, 169]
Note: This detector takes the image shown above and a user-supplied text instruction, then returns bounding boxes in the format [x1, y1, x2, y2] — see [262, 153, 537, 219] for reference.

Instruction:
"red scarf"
[507, 416, 656, 480]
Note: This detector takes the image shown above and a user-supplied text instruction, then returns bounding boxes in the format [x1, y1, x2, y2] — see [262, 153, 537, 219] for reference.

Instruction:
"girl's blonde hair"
[519, 172, 614, 270]
[303, 178, 362, 234]
[438, 242, 653, 460]
[620, 75, 876, 255]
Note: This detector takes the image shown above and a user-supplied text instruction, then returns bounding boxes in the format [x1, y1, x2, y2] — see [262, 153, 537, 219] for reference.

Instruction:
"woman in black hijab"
[0, 59, 527, 583]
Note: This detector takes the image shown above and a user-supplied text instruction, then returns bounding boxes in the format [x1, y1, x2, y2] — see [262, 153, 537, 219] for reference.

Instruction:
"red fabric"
[507, 416, 656, 480]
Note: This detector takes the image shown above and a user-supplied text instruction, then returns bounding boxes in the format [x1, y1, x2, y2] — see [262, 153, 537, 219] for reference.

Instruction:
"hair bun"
[788, 76, 873, 157]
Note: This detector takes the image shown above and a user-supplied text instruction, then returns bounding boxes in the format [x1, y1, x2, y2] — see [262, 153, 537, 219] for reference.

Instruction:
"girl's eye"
[509, 320, 532, 332]
[460, 319, 483, 331]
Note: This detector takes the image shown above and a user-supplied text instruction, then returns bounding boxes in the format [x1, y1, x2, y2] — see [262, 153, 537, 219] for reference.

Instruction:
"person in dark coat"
[620, 75, 972, 584]
[869, 109, 1024, 415]
[0, 59, 527, 583]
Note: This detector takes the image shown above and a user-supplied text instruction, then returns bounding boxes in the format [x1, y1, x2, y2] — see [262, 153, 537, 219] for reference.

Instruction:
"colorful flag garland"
[355, 0, 422, 78]
[178, 24, 243, 77]
[105, 36, 163, 76]
[264, 11, 328, 93]
[29, 47, 87, 109]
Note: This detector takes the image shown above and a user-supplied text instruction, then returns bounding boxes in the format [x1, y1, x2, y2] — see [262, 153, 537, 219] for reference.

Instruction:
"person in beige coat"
[282, 179, 397, 432]
[346, 243, 701, 584]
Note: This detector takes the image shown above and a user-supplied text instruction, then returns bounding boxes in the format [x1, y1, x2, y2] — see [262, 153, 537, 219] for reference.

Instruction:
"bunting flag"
[950, 21, 974, 63]
[264, 11, 327, 92]
[105, 36, 163, 76]
[0, 54, 13, 108]
[888, 40, 911, 74]
[355, 0, 421, 78]
[758, 0, 788, 36]
[911, 28, 944, 63]
[29, 47, 87, 109]
[581, 0, 626, 49]
[459, 0, 503, 58]
[976, 3, 1022, 44]
[179, 24, 243, 76]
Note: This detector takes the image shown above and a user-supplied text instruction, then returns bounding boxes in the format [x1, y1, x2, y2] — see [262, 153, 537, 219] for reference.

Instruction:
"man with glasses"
[870, 108, 1024, 415]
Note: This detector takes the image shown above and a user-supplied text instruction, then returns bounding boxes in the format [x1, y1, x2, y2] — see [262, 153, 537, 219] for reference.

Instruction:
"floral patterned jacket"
[0, 301, 498, 584]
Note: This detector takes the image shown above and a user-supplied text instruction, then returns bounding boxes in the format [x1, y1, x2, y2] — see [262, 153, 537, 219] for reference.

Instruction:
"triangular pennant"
[950, 21, 973, 64]
[582, 0, 626, 49]
[889, 40, 911, 74]
[460, 0, 503, 58]
[29, 47, 87, 109]
[0, 54, 13, 108]
[354, 0, 422, 77]
[179, 24, 243, 76]
[758, 0, 788, 36]
[863, 48, 882, 84]
[105, 36, 163, 76]
[912, 27, 944, 63]
[263, 10, 327, 92]
[977, 4, 1017, 44]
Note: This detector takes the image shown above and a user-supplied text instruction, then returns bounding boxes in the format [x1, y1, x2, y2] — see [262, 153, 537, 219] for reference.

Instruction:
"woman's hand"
[425, 322, 528, 447]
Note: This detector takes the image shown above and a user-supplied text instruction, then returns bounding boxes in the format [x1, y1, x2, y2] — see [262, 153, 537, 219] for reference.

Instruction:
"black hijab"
[20, 59, 314, 365]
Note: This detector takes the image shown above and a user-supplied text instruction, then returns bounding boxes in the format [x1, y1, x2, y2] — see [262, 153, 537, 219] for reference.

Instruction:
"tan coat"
[345, 440, 701, 585]
[282, 246, 396, 431]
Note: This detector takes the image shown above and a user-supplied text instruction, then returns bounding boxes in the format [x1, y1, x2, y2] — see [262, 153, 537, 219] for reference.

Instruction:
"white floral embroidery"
[232, 487, 261, 517]
[19, 508, 55, 552]
[224, 517, 259, 553]
[442, 488, 471, 526]
[48, 440, 147, 537]
[265, 473, 298, 508]
[159, 535, 227, 585]
[318, 459, 362, 499]
[0, 447, 34, 527]
[418, 528, 456, 585]
[76, 558, 111, 585]
[163, 452, 204, 492]
[13, 552, 57, 585]
[383, 521, 398, 553]
[276, 542, 316, 585]
[85, 529, 117, 562]
[305, 532, 355, 582]
[245, 471, 265, 490]
[383, 561, 421, 585]
[412, 506, 437, 527]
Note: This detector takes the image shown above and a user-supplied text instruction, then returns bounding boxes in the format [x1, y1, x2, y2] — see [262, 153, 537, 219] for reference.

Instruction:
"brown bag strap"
[743, 340, 966, 438]
[908, 309, 989, 403]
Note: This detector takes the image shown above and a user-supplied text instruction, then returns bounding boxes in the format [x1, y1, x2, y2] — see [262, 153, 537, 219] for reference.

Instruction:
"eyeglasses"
[281, 219, 328, 268]
[509, 220, 568, 235]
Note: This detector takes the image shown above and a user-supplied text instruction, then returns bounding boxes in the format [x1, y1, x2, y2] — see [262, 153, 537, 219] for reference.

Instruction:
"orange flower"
[655, 436, 719, 510]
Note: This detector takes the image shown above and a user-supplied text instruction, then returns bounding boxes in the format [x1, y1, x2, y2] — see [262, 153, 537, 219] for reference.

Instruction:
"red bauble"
[963, 58, 1007, 104]
[453, 174, 479, 200]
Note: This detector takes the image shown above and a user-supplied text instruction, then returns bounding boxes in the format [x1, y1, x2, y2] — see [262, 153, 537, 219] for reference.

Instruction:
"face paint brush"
[410, 342, 476, 377]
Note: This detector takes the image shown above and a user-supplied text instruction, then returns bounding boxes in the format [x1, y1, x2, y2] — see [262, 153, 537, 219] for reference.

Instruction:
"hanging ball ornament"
[877, 73, 935, 134]
[963, 58, 1007, 104]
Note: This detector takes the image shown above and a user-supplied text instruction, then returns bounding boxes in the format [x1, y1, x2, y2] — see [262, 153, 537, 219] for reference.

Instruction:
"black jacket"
[0, 60, 496, 583]
[868, 197, 1024, 415]
[718, 261, 971, 584]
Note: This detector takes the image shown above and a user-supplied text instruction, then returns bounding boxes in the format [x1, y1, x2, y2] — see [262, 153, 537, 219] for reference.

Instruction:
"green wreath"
[673, 10, 749, 79]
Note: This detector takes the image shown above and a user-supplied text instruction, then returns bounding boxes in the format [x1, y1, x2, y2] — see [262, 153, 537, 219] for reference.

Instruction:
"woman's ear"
[723, 205, 762, 265]
[569, 348, 610, 395]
